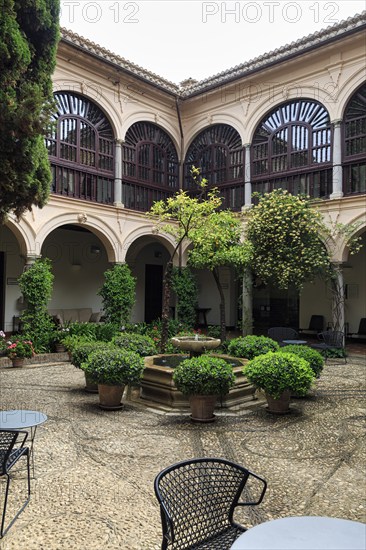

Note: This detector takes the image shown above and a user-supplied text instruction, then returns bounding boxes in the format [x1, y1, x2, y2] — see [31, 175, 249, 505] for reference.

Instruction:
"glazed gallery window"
[251, 100, 332, 198]
[46, 92, 115, 203]
[183, 124, 244, 210]
[343, 82, 366, 195]
[122, 122, 179, 211]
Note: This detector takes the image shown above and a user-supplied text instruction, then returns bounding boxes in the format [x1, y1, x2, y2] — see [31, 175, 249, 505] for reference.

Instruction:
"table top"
[283, 339, 307, 345]
[0, 410, 48, 429]
[230, 516, 366, 550]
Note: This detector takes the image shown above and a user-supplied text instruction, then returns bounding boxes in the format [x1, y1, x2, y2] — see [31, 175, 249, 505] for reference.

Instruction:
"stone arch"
[36, 212, 120, 263]
[5, 217, 37, 258]
[122, 224, 177, 264]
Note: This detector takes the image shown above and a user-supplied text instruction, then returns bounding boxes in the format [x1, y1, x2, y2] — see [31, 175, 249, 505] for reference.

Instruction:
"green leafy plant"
[173, 355, 235, 396]
[0, 0, 60, 223]
[243, 351, 315, 398]
[61, 335, 93, 354]
[171, 267, 198, 328]
[95, 323, 120, 342]
[245, 189, 330, 290]
[319, 347, 347, 359]
[68, 322, 98, 340]
[71, 341, 109, 369]
[113, 333, 157, 357]
[97, 264, 136, 328]
[284, 345, 324, 377]
[6, 338, 35, 359]
[18, 258, 55, 353]
[52, 326, 70, 346]
[228, 335, 279, 359]
[81, 347, 144, 386]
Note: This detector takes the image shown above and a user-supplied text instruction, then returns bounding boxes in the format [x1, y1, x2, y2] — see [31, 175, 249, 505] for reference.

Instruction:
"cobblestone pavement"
[0, 355, 365, 550]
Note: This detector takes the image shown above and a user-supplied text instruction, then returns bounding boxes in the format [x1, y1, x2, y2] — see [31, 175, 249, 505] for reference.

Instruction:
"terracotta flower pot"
[55, 343, 66, 353]
[189, 394, 218, 423]
[84, 373, 98, 393]
[265, 390, 291, 414]
[98, 384, 125, 410]
[11, 357, 25, 368]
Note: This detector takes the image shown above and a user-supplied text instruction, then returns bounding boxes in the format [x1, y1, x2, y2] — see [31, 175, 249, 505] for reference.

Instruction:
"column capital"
[115, 138, 124, 146]
[243, 143, 251, 149]
[331, 119, 342, 126]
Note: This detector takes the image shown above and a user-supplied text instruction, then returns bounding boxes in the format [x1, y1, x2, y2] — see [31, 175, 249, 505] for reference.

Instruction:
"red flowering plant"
[6, 338, 35, 359]
[0, 330, 7, 355]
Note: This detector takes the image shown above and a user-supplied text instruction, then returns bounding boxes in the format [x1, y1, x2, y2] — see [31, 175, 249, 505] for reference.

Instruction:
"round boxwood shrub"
[243, 351, 315, 398]
[113, 333, 157, 356]
[283, 345, 324, 378]
[71, 341, 109, 369]
[173, 355, 235, 396]
[228, 335, 279, 360]
[81, 346, 144, 386]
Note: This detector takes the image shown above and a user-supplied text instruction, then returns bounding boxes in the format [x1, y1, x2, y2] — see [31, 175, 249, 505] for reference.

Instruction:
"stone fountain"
[170, 335, 221, 357]
[137, 335, 257, 411]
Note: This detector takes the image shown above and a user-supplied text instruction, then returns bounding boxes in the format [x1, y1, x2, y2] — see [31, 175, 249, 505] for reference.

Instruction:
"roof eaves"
[60, 28, 180, 96]
[181, 11, 366, 98]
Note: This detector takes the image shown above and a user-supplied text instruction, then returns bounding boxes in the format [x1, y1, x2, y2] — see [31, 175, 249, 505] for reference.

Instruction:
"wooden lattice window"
[184, 124, 243, 189]
[46, 92, 115, 203]
[252, 100, 332, 180]
[343, 82, 366, 195]
[344, 83, 366, 160]
[123, 122, 179, 188]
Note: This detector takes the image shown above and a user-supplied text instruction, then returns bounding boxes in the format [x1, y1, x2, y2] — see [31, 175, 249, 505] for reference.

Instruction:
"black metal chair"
[0, 430, 31, 538]
[154, 457, 267, 550]
[299, 315, 325, 336]
[311, 330, 347, 363]
[267, 327, 298, 346]
[348, 318, 366, 341]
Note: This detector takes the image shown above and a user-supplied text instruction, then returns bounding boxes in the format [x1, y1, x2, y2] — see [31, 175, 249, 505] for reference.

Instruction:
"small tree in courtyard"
[98, 264, 136, 328]
[148, 167, 221, 350]
[245, 190, 330, 290]
[18, 258, 55, 352]
[188, 210, 251, 342]
[171, 266, 198, 328]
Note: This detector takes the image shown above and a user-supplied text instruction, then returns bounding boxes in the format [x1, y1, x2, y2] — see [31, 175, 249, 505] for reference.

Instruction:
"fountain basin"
[139, 354, 256, 410]
[171, 336, 221, 356]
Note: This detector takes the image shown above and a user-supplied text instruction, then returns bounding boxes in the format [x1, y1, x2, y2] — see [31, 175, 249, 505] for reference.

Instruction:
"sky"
[60, 1, 365, 84]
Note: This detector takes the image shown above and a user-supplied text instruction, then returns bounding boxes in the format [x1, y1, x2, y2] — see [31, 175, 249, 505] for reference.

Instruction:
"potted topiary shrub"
[113, 333, 157, 357]
[81, 347, 144, 410]
[283, 345, 325, 378]
[71, 340, 109, 392]
[173, 355, 235, 422]
[243, 351, 315, 414]
[228, 335, 279, 360]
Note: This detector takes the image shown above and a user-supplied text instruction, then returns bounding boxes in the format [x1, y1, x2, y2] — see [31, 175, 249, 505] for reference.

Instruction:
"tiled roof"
[60, 10, 366, 98]
[60, 28, 180, 94]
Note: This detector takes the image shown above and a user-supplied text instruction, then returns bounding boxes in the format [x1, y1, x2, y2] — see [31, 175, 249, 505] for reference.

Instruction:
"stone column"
[241, 267, 253, 335]
[114, 139, 124, 207]
[244, 143, 252, 208]
[330, 120, 343, 199]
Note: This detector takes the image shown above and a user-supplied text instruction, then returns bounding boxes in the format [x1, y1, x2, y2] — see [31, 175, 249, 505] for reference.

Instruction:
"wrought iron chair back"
[319, 330, 344, 348]
[0, 430, 31, 538]
[154, 457, 267, 550]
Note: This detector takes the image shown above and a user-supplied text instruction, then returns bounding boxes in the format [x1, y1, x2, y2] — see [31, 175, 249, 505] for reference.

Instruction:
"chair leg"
[0, 453, 31, 539]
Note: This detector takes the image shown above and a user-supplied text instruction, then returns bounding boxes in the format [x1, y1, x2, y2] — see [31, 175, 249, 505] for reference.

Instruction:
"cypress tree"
[0, 0, 60, 223]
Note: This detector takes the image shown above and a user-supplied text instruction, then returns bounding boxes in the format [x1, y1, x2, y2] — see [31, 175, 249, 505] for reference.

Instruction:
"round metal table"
[0, 410, 48, 476]
[230, 516, 366, 550]
[282, 339, 307, 345]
